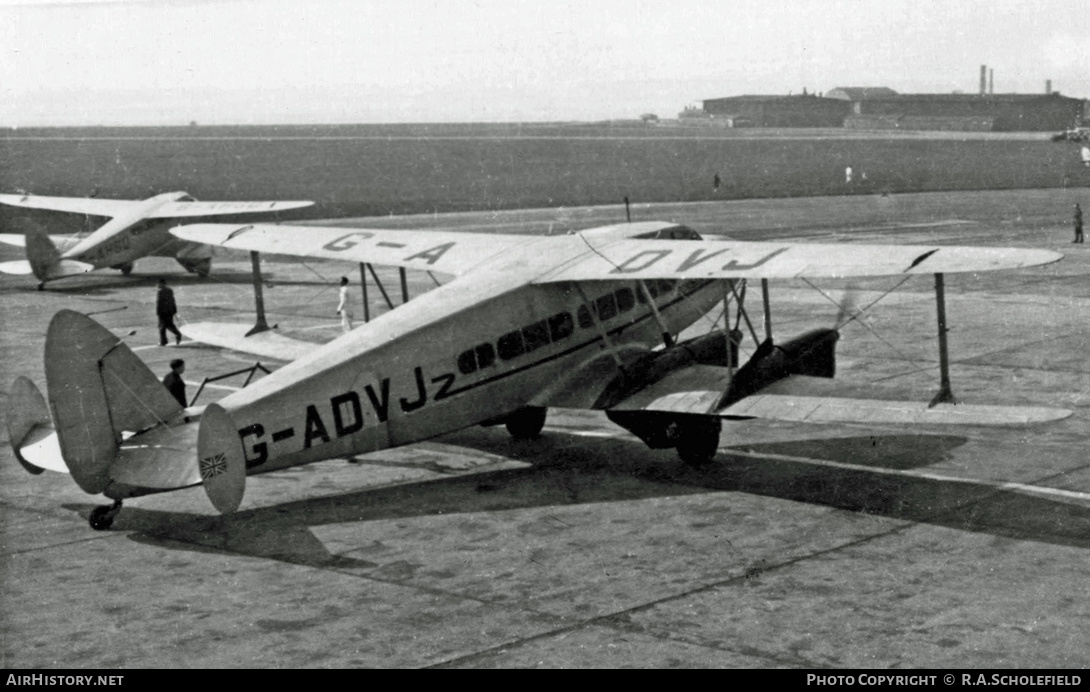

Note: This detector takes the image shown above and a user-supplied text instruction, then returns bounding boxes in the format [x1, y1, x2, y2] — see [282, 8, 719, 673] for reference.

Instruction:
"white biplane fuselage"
[56, 193, 199, 269]
[221, 232, 723, 474]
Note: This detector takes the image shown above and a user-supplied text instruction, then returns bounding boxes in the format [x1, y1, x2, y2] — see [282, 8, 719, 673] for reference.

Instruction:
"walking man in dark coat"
[157, 278, 182, 345]
[1075, 203, 1084, 244]
[162, 359, 187, 408]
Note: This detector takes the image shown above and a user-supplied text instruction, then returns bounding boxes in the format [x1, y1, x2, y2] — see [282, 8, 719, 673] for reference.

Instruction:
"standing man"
[713, 172, 721, 191]
[337, 276, 353, 333]
[157, 278, 182, 345]
[162, 359, 187, 408]
[1075, 203, 1084, 244]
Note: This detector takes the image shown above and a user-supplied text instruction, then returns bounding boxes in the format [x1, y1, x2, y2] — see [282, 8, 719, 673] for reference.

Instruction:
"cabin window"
[548, 312, 573, 341]
[497, 331, 525, 360]
[615, 288, 635, 313]
[680, 279, 706, 296]
[457, 349, 478, 375]
[595, 293, 618, 321]
[577, 304, 595, 329]
[476, 343, 495, 369]
[522, 320, 550, 353]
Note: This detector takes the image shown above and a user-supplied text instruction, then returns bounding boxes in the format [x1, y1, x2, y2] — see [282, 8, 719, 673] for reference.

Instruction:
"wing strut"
[364, 263, 396, 311]
[929, 272, 955, 406]
[575, 283, 626, 372]
[246, 251, 271, 336]
[761, 279, 773, 342]
[637, 280, 674, 347]
[358, 263, 371, 322]
[399, 267, 410, 304]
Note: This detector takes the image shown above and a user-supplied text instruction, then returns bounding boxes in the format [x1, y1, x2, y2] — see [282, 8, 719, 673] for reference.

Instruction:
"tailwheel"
[675, 418, 722, 467]
[505, 406, 547, 439]
[89, 500, 122, 531]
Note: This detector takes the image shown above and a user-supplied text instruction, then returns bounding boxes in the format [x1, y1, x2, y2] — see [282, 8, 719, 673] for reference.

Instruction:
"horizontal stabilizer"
[5, 376, 67, 474]
[181, 321, 317, 361]
[0, 260, 34, 275]
[113, 421, 203, 490]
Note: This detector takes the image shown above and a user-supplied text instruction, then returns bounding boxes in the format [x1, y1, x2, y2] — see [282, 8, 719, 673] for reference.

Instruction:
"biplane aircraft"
[5, 218, 1073, 530]
[0, 191, 313, 287]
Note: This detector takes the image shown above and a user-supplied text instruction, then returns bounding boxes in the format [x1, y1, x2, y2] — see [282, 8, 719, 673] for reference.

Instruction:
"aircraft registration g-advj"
[5, 218, 1074, 530]
[0, 191, 313, 288]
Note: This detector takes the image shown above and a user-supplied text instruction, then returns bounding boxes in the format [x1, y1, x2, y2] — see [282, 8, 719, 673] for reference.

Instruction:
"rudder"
[45, 310, 184, 493]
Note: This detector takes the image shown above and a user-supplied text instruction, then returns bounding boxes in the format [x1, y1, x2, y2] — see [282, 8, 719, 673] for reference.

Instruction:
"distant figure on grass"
[1075, 204, 1084, 244]
[337, 276, 354, 333]
[713, 172, 721, 191]
[156, 278, 182, 346]
[1081, 146, 1090, 168]
[162, 359, 187, 408]
[845, 166, 853, 184]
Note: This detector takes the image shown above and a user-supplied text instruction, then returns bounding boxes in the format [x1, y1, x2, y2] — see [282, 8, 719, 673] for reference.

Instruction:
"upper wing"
[149, 200, 314, 218]
[172, 222, 530, 276]
[0, 193, 138, 218]
[533, 238, 1063, 282]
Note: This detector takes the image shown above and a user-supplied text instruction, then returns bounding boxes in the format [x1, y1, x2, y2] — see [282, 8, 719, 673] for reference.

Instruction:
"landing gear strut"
[89, 500, 122, 531]
[505, 407, 547, 439]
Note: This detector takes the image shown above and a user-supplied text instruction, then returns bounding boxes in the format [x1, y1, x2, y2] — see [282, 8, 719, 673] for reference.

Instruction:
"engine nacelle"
[718, 328, 838, 409]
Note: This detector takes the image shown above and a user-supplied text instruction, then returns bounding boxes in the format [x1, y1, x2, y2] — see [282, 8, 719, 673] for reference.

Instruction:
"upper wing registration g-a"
[172, 222, 533, 276]
[532, 238, 1064, 282]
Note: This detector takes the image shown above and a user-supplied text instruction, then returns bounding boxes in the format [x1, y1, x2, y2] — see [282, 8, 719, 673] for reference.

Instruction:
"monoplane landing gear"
[118, 263, 134, 276]
[675, 418, 722, 467]
[505, 406, 547, 439]
[89, 500, 122, 531]
[37, 282, 45, 291]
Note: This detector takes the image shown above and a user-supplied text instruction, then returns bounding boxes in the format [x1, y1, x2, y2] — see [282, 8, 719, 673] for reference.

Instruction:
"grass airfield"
[2, 187, 1090, 668]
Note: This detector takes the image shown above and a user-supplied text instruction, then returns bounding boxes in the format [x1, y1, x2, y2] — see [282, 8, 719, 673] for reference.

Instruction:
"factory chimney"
[979, 65, 987, 95]
[1046, 79, 1052, 94]
[989, 69, 993, 94]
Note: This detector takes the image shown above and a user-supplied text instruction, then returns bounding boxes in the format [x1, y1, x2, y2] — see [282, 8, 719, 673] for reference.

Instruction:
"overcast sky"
[1, 0, 1087, 126]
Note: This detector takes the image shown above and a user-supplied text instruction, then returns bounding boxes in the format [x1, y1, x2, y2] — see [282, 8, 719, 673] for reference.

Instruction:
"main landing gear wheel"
[675, 419, 722, 467]
[505, 407, 547, 439]
[118, 263, 134, 276]
[89, 500, 122, 531]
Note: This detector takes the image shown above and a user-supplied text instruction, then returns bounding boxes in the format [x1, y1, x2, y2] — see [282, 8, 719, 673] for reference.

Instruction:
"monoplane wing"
[0, 193, 137, 218]
[172, 222, 532, 276]
[149, 200, 314, 218]
[533, 239, 1063, 281]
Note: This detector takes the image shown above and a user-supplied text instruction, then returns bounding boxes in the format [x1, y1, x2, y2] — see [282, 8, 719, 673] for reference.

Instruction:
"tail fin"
[26, 231, 61, 282]
[45, 310, 183, 493]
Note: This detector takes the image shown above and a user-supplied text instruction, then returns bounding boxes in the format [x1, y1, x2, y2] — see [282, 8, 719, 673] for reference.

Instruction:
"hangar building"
[699, 94, 850, 127]
[836, 89, 1086, 131]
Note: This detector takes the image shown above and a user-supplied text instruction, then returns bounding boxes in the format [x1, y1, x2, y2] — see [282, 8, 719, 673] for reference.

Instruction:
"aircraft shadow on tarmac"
[55, 427, 1090, 568]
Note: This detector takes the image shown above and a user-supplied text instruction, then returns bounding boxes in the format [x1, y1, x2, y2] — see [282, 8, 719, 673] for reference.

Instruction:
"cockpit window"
[631, 225, 702, 240]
